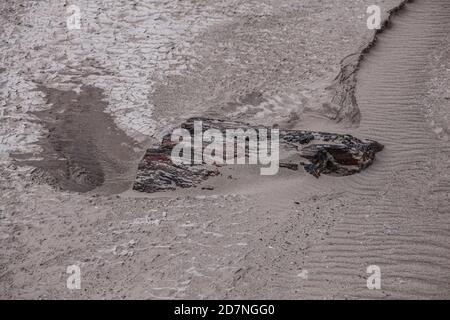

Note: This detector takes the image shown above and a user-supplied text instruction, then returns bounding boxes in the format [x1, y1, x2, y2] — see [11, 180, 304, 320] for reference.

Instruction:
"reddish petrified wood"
[133, 118, 383, 193]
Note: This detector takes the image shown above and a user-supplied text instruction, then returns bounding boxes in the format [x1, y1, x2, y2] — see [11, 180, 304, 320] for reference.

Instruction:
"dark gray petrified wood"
[133, 118, 383, 193]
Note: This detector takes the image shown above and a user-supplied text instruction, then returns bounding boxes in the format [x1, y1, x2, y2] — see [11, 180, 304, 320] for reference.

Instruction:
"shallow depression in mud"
[15, 85, 142, 193]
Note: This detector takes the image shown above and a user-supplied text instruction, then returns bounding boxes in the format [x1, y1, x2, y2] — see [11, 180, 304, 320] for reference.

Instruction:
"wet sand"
[300, 0, 450, 298]
[1, 0, 450, 299]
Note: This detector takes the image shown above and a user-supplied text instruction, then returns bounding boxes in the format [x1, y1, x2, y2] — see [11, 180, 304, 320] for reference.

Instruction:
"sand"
[1, 0, 449, 299]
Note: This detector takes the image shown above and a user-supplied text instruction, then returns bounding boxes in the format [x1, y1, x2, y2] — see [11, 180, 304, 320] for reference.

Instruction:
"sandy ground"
[1, 0, 450, 299]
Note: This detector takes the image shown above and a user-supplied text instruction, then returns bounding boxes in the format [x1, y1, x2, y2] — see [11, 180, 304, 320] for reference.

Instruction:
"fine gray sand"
[1, 0, 449, 299]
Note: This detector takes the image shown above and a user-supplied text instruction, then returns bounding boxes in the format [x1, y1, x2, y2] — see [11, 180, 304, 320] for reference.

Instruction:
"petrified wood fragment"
[133, 118, 383, 193]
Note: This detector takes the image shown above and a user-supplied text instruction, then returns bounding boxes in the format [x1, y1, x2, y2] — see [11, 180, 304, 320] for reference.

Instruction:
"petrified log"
[133, 149, 220, 193]
[133, 118, 383, 193]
